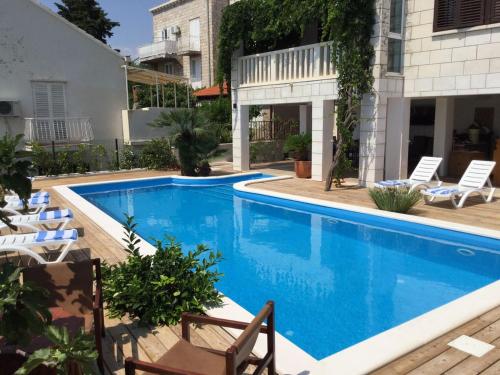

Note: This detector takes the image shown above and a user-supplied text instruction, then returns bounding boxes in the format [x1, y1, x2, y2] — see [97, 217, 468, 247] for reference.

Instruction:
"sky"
[39, 0, 164, 58]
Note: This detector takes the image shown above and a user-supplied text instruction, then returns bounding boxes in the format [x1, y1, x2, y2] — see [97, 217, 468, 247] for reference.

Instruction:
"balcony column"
[359, 94, 386, 186]
[311, 99, 334, 181]
[299, 104, 308, 134]
[232, 103, 250, 172]
[433, 97, 454, 176]
[385, 98, 411, 180]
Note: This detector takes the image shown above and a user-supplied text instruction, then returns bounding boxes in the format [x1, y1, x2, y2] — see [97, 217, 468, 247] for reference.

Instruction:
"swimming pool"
[64, 173, 500, 369]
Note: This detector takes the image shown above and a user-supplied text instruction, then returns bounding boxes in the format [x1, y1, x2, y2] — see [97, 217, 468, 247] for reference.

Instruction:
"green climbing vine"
[324, 0, 376, 190]
[216, 0, 376, 189]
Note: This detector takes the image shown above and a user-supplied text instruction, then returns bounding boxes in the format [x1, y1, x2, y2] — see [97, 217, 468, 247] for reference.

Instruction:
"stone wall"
[404, 0, 500, 97]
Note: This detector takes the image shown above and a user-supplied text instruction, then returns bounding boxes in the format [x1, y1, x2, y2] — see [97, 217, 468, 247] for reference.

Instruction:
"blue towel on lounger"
[35, 229, 78, 242]
[425, 187, 460, 196]
[39, 209, 73, 221]
[376, 180, 407, 187]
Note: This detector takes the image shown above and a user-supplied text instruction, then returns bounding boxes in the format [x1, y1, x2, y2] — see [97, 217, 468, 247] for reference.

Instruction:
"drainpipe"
[206, 0, 212, 86]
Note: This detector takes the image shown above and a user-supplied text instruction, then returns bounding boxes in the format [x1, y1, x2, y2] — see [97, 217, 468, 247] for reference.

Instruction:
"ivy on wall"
[216, 0, 376, 188]
[324, 0, 376, 190]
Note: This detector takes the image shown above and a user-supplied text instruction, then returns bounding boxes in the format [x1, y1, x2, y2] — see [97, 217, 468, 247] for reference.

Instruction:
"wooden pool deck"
[2, 169, 498, 374]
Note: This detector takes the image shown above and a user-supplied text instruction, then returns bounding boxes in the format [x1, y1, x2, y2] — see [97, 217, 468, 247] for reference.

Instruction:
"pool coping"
[52, 172, 500, 375]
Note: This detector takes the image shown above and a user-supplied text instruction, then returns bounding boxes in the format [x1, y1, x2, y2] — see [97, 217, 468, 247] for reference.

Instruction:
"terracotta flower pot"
[294, 160, 311, 178]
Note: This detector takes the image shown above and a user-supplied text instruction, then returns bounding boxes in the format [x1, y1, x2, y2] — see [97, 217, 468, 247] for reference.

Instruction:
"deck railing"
[238, 42, 335, 87]
[24, 117, 94, 145]
[138, 40, 178, 61]
[250, 120, 299, 142]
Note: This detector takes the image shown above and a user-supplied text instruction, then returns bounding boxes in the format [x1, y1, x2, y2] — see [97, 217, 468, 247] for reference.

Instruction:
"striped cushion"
[426, 187, 459, 196]
[31, 191, 49, 198]
[376, 180, 407, 187]
[35, 229, 78, 242]
[39, 209, 73, 221]
[28, 195, 49, 205]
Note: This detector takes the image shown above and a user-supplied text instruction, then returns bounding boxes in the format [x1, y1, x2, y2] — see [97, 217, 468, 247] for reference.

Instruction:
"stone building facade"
[139, 0, 229, 89]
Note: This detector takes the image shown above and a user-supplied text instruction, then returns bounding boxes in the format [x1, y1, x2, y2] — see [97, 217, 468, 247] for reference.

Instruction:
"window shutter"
[458, 0, 485, 27]
[434, 0, 458, 31]
[50, 84, 66, 118]
[488, 0, 500, 23]
[32, 83, 50, 118]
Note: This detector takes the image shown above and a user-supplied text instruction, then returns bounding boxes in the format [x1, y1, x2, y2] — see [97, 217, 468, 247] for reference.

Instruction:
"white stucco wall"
[0, 0, 127, 142]
[122, 107, 174, 144]
[404, 0, 500, 97]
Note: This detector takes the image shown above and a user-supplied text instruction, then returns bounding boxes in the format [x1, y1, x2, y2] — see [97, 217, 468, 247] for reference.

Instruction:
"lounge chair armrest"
[124, 357, 205, 375]
[181, 313, 269, 333]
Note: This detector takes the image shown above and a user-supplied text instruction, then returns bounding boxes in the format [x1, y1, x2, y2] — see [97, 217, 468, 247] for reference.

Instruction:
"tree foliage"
[150, 109, 219, 176]
[324, 0, 375, 190]
[55, 0, 119, 43]
[217, 0, 376, 188]
[216, 0, 328, 85]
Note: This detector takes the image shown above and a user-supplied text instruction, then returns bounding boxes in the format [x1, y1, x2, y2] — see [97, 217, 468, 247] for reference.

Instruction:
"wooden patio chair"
[124, 301, 276, 375]
[22, 258, 105, 373]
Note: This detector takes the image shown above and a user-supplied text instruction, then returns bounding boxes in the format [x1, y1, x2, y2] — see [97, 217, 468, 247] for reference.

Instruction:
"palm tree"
[149, 109, 219, 176]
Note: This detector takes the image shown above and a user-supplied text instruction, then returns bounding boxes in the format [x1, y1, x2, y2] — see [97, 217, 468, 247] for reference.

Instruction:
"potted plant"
[468, 122, 480, 144]
[284, 134, 312, 178]
[15, 326, 98, 375]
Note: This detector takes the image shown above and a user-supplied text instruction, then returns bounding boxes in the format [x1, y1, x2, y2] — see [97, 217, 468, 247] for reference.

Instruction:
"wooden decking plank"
[479, 359, 500, 374]
[119, 317, 170, 362]
[406, 319, 500, 374]
[445, 336, 500, 375]
[371, 307, 500, 374]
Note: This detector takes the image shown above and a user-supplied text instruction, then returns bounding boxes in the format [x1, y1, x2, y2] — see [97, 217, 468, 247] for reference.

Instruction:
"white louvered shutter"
[50, 83, 67, 140]
[32, 82, 67, 142]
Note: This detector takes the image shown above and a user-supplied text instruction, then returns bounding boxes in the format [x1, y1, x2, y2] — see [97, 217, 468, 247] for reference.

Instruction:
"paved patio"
[1, 169, 498, 374]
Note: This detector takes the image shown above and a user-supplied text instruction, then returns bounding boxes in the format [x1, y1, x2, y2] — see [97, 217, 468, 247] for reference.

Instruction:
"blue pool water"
[72, 174, 500, 360]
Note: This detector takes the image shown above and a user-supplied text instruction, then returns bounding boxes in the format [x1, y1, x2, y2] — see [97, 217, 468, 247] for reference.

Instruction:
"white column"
[433, 97, 455, 176]
[232, 103, 250, 171]
[385, 98, 411, 180]
[311, 99, 334, 181]
[299, 104, 308, 134]
[359, 93, 387, 186]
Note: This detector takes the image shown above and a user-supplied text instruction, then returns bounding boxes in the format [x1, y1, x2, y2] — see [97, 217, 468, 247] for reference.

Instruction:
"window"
[388, 0, 404, 73]
[165, 63, 174, 75]
[31, 82, 67, 141]
[434, 0, 500, 32]
[190, 57, 201, 82]
[189, 18, 200, 50]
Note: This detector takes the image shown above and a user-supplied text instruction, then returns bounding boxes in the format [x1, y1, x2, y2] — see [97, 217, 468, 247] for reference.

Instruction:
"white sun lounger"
[1, 194, 50, 215]
[0, 229, 78, 264]
[375, 156, 443, 192]
[422, 160, 496, 208]
[0, 209, 73, 232]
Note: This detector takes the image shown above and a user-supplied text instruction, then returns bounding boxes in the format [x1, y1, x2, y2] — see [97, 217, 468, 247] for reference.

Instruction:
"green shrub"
[16, 326, 97, 375]
[284, 133, 312, 161]
[139, 138, 177, 170]
[120, 145, 139, 170]
[102, 216, 223, 326]
[0, 263, 51, 346]
[91, 144, 108, 171]
[72, 144, 90, 174]
[368, 187, 422, 213]
[31, 143, 58, 176]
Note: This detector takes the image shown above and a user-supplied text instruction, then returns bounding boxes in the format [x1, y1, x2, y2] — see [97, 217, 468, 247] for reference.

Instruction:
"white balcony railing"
[177, 36, 201, 55]
[24, 117, 94, 145]
[238, 42, 335, 87]
[138, 40, 178, 61]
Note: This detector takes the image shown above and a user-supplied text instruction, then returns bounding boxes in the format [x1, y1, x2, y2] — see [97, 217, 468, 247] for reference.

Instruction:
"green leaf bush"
[368, 187, 422, 213]
[139, 138, 178, 170]
[102, 216, 223, 326]
[15, 326, 97, 375]
[284, 134, 312, 161]
[0, 263, 51, 346]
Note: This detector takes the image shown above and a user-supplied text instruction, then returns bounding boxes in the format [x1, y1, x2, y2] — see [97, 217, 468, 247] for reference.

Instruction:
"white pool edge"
[52, 172, 500, 375]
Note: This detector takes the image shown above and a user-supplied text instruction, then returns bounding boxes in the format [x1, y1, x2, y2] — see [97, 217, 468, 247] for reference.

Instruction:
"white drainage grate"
[448, 335, 495, 357]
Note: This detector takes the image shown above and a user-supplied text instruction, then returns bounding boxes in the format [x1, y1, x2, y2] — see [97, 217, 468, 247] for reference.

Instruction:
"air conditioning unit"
[0, 101, 20, 117]
[170, 26, 180, 35]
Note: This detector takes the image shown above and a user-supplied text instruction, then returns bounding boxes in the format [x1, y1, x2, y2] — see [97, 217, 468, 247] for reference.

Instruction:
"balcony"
[177, 36, 201, 56]
[24, 117, 94, 146]
[138, 40, 178, 62]
[237, 42, 335, 87]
